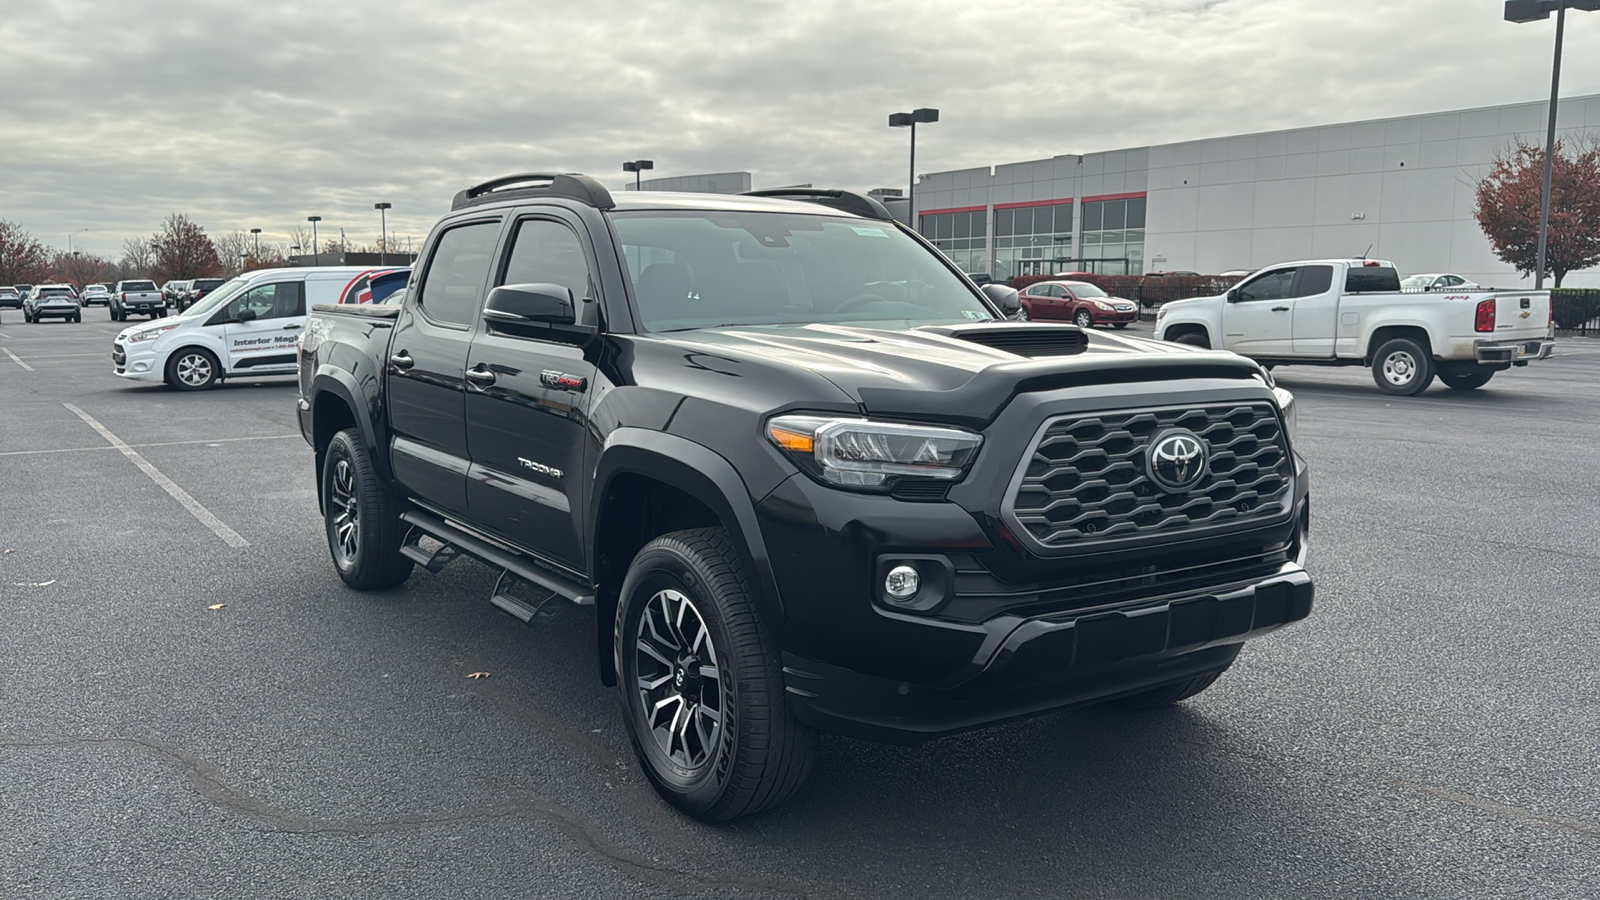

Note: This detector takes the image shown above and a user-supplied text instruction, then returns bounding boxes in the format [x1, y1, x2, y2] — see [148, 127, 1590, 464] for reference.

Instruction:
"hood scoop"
[918, 322, 1088, 358]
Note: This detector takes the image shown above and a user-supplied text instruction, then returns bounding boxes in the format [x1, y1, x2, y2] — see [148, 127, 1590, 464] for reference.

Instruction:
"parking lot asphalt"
[2, 312, 1597, 899]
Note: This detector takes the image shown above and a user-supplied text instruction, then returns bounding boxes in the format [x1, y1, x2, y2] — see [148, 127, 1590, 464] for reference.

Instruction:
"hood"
[653, 322, 1264, 427]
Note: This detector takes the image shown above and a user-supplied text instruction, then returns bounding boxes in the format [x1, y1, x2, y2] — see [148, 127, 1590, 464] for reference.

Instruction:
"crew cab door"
[386, 217, 504, 517]
[1222, 266, 1297, 355]
[463, 213, 597, 572]
[215, 281, 305, 373]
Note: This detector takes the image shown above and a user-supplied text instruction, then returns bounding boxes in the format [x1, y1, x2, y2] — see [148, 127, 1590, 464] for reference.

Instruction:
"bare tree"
[287, 226, 313, 257]
[120, 236, 154, 276]
[213, 231, 250, 275]
[52, 251, 114, 288]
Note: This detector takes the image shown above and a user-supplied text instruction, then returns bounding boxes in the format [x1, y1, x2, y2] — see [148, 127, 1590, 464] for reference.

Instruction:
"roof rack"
[740, 188, 895, 222]
[451, 173, 615, 211]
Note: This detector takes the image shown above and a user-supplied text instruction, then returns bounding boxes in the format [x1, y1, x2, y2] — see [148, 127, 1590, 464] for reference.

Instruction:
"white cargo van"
[112, 267, 381, 390]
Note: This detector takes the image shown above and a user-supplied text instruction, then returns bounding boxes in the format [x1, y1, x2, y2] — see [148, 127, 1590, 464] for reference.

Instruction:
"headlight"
[127, 325, 178, 343]
[766, 415, 983, 491]
[1273, 386, 1297, 442]
[1090, 300, 1113, 310]
[1156, 305, 1169, 321]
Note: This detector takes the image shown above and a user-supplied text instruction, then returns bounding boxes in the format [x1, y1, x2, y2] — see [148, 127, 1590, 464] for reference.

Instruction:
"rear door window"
[416, 221, 501, 327]
[1292, 265, 1334, 297]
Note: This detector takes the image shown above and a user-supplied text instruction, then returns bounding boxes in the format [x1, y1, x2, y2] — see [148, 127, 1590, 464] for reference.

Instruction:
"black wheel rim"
[634, 588, 724, 770]
[328, 457, 359, 564]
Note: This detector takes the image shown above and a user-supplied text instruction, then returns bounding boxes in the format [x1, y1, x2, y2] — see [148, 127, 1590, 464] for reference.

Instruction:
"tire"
[616, 527, 817, 821]
[164, 347, 220, 391]
[1371, 337, 1435, 396]
[1074, 309, 1095, 329]
[1174, 331, 1209, 349]
[1112, 323, 1129, 329]
[320, 429, 413, 590]
[1112, 647, 1241, 709]
[1439, 368, 1494, 391]
[111, 305, 123, 321]
[72, 314, 81, 323]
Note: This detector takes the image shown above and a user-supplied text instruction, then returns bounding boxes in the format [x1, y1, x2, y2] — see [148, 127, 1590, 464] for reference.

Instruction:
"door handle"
[389, 351, 414, 371]
[1271, 306, 1290, 312]
[281, 324, 300, 330]
[464, 366, 497, 387]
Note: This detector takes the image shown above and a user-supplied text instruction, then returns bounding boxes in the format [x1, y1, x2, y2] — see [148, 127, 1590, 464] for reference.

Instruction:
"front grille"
[1006, 402, 1292, 549]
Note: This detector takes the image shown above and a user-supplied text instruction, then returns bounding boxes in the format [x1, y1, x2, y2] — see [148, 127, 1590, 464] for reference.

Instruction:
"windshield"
[1063, 282, 1108, 298]
[611, 210, 996, 332]
[176, 277, 249, 318]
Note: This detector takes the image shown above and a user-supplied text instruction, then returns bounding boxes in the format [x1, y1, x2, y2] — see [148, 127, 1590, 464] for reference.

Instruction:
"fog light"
[884, 565, 920, 601]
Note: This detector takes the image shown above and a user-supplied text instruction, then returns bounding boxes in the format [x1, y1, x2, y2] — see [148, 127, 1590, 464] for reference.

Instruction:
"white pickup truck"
[1154, 259, 1554, 395]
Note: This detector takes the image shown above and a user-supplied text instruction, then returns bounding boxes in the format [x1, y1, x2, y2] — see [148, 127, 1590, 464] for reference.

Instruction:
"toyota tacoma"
[298, 173, 1314, 820]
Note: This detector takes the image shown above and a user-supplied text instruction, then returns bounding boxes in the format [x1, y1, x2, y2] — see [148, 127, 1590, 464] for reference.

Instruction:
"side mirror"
[981, 283, 1021, 315]
[235, 308, 258, 322]
[484, 283, 594, 343]
[1226, 288, 1240, 303]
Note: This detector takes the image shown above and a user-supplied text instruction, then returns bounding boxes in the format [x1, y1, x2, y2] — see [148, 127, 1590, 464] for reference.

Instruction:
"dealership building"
[905, 91, 1600, 288]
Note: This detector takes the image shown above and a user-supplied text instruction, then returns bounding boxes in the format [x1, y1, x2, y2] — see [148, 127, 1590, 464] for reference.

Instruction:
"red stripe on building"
[917, 205, 986, 217]
[1079, 191, 1147, 204]
[993, 198, 1074, 211]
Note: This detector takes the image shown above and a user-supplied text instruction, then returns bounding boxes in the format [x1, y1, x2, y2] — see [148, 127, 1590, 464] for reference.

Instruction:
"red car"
[1017, 280, 1139, 328]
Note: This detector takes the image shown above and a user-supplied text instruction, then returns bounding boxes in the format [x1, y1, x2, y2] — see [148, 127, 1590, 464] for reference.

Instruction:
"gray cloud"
[2, 0, 1596, 258]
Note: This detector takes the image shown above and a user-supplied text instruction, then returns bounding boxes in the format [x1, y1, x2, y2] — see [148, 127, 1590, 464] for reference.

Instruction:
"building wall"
[630, 172, 752, 194]
[914, 93, 1600, 288]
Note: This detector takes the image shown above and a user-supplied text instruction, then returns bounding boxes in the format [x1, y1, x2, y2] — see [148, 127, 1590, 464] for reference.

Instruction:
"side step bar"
[399, 510, 596, 606]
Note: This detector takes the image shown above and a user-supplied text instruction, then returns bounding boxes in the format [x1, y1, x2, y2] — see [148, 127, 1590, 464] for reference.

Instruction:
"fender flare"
[309, 367, 391, 490]
[590, 428, 787, 684]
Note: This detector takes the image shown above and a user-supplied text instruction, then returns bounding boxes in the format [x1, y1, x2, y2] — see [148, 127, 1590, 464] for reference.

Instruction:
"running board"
[399, 510, 596, 606]
[490, 570, 563, 625]
[399, 533, 460, 573]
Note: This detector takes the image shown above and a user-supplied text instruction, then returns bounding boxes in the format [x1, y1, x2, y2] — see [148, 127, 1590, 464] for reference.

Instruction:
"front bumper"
[112, 339, 164, 382]
[784, 564, 1311, 743]
[1475, 338, 1554, 365]
[1092, 306, 1139, 324]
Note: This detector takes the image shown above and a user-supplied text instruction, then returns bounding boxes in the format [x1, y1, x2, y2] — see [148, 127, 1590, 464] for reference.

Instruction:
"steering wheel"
[834, 293, 891, 314]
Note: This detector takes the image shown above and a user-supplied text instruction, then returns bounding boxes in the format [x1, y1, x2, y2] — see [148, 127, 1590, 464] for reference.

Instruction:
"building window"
[1079, 197, 1146, 275]
[919, 210, 988, 275]
[993, 202, 1074, 280]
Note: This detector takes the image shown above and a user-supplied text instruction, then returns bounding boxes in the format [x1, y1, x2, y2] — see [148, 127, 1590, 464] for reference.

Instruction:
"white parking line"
[0, 434, 302, 457]
[62, 403, 250, 548]
[0, 331, 12, 339]
[3, 348, 34, 371]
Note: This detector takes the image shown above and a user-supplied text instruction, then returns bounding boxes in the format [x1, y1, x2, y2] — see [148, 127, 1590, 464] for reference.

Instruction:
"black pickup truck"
[297, 173, 1314, 821]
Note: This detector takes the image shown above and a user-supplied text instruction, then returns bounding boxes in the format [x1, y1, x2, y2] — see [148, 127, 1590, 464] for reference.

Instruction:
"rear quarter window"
[1345, 267, 1401, 293]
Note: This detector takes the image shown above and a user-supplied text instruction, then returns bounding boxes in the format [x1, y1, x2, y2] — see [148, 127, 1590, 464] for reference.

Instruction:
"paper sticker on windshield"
[962, 309, 986, 320]
[851, 226, 889, 238]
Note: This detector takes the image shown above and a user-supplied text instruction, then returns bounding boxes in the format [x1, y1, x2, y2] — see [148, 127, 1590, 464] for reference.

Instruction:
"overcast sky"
[3, 0, 1597, 259]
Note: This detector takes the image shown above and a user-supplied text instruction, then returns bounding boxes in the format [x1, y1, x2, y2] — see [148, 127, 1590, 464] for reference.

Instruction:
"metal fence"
[1554, 291, 1600, 337]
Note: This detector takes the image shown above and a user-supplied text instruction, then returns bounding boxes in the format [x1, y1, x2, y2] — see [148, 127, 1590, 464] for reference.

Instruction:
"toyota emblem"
[1147, 429, 1208, 493]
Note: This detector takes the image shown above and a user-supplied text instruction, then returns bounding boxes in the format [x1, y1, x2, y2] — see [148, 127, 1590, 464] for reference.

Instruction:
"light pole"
[623, 160, 653, 190]
[889, 108, 939, 232]
[307, 216, 322, 265]
[249, 227, 261, 259]
[67, 228, 88, 254]
[1504, 0, 1599, 288]
[237, 252, 247, 275]
[374, 202, 391, 265]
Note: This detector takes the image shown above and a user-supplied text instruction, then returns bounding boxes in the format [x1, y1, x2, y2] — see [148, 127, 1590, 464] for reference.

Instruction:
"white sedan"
[1401, 273, 1480, 292]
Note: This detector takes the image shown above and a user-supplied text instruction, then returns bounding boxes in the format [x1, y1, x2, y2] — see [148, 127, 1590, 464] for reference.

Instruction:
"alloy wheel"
[328, 458, 360, 564]
[175, 353, 212, 387]
[634, 588, 724, 770]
